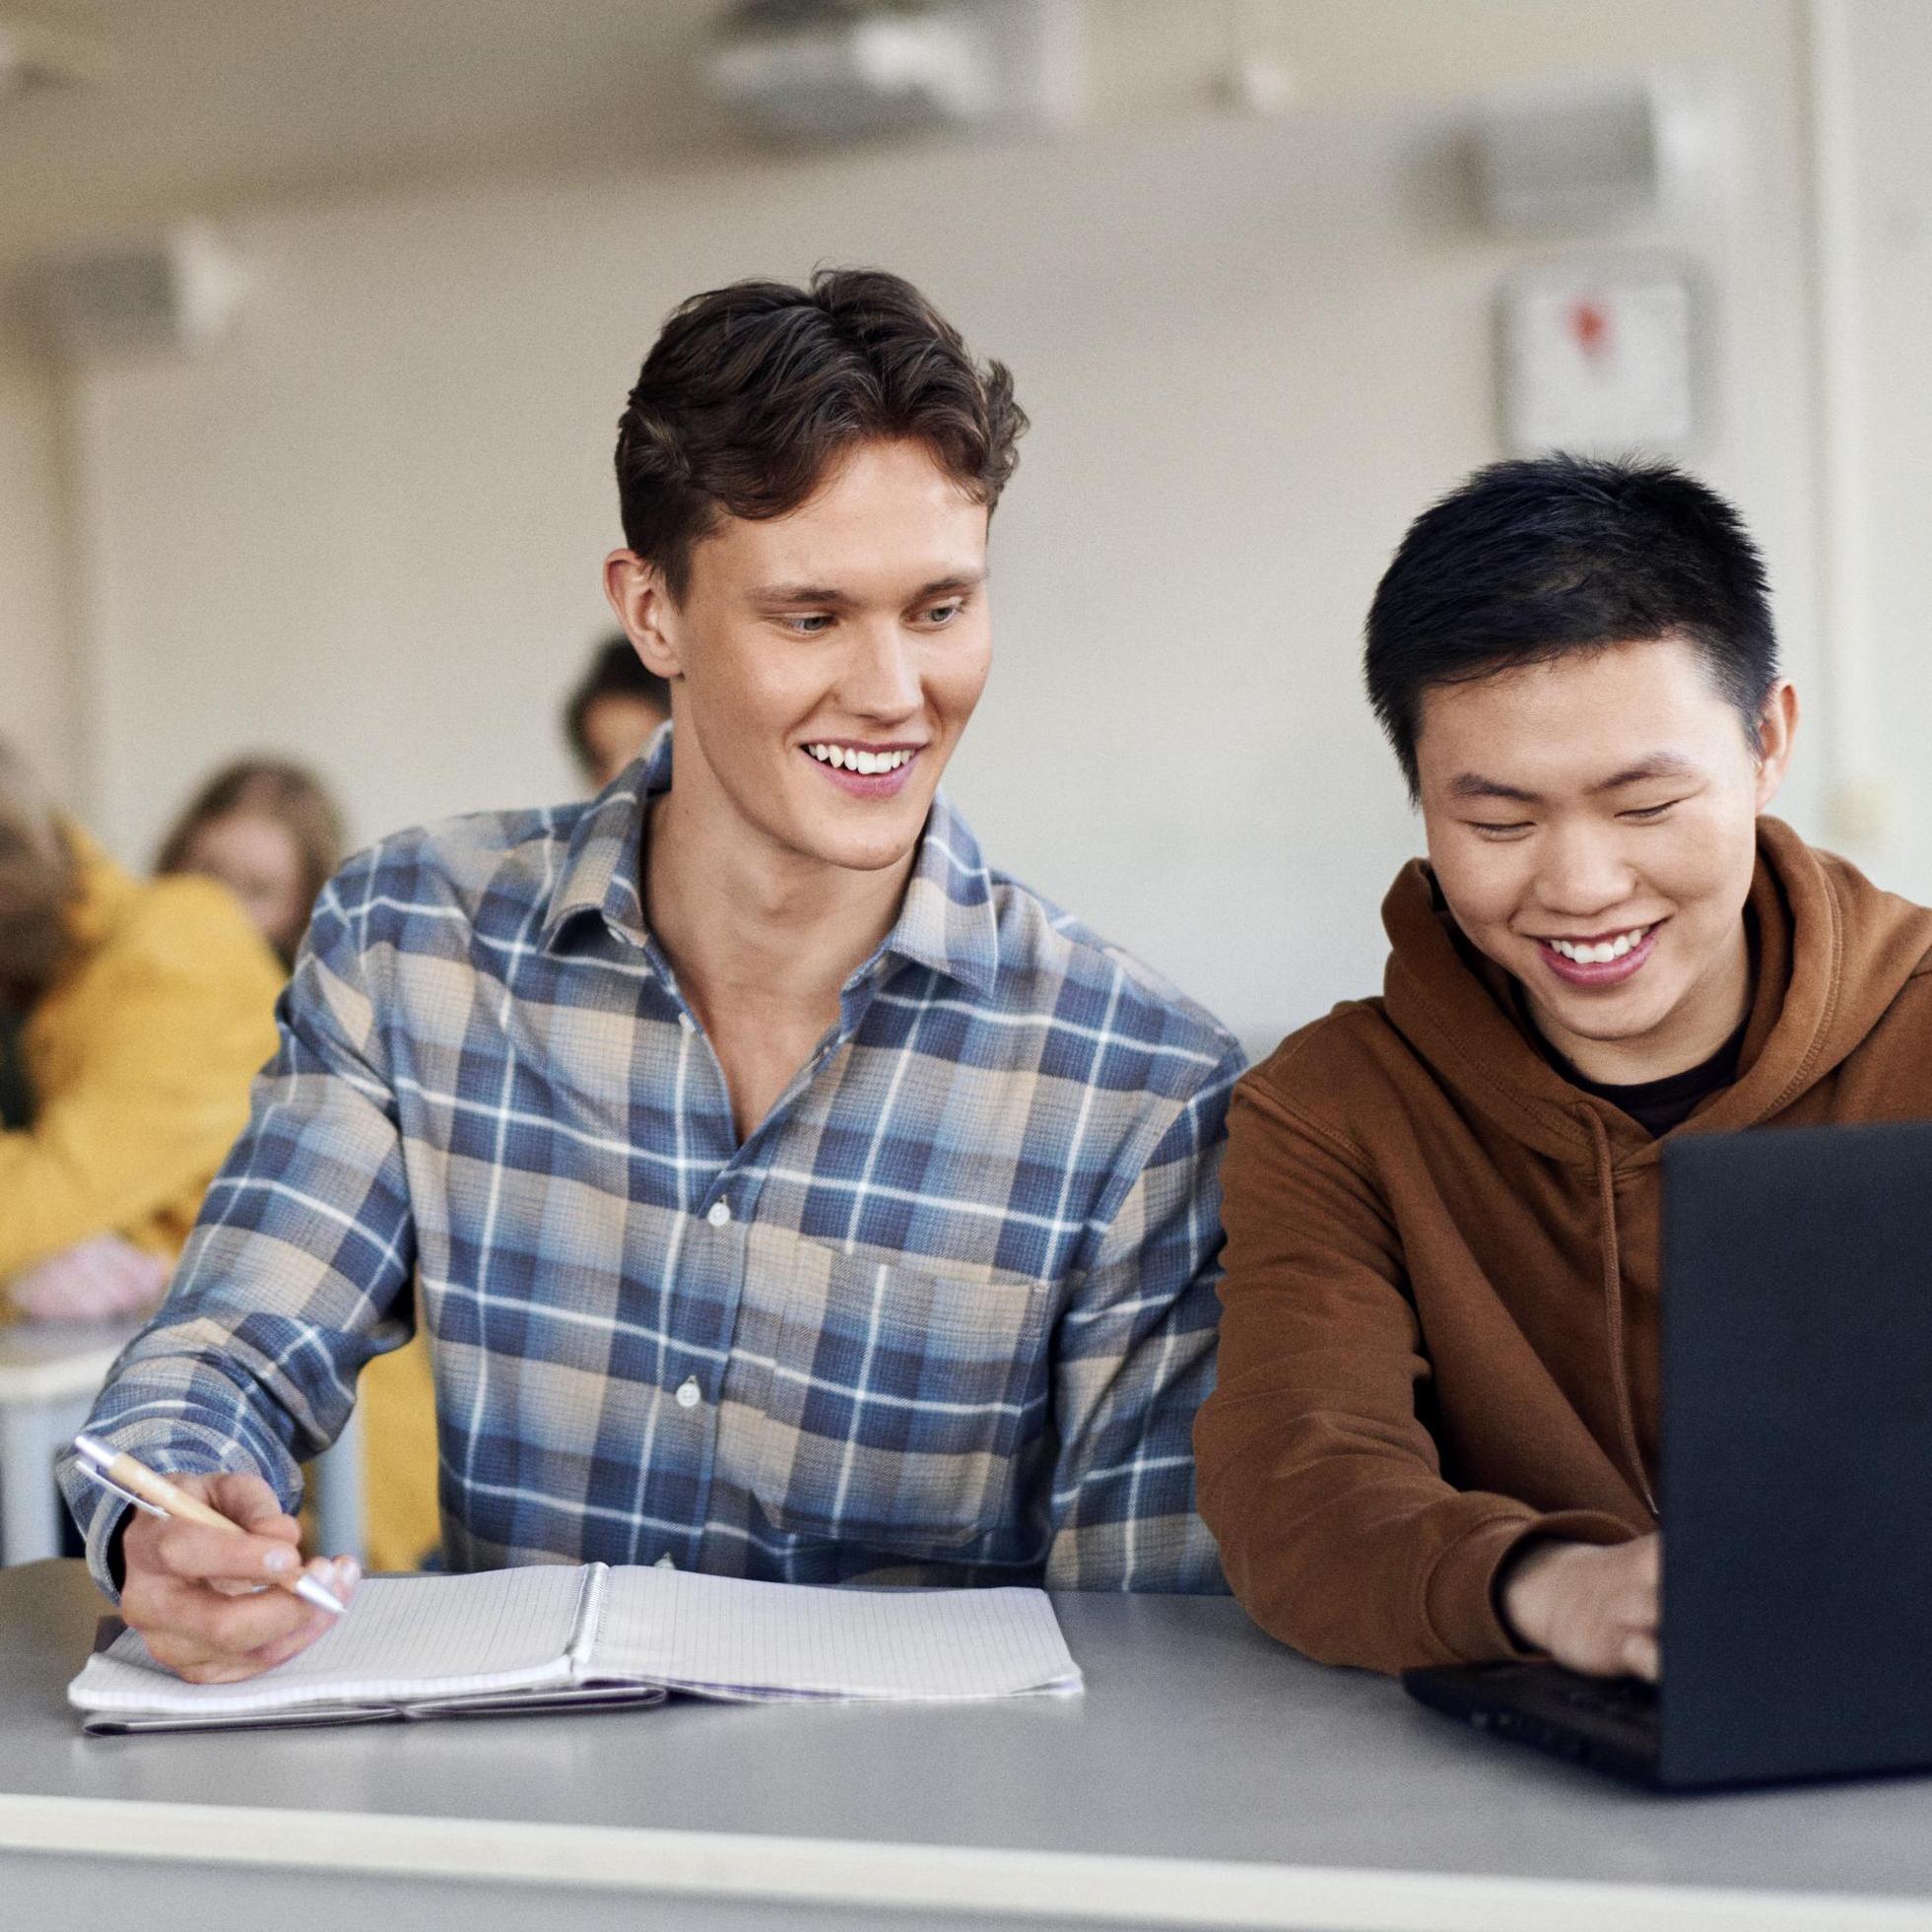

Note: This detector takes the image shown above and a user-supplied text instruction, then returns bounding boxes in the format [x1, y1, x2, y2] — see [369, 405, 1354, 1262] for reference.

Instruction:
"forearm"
[1196, 1394, 1634, 1670]
[59, 1226, 404, 1598]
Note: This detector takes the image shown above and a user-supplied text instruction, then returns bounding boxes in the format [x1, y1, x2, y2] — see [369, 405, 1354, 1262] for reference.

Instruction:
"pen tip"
[296, 1574, 347, 1616]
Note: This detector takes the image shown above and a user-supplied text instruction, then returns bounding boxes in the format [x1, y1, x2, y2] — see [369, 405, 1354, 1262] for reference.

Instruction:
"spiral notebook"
[69, 1564, 1083, 1735]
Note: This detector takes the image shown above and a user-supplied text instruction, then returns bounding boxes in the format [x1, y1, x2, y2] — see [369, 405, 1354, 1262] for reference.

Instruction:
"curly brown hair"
[615, 266, 1027, 600]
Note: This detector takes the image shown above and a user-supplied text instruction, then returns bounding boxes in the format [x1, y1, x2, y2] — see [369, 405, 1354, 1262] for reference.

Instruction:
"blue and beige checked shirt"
[67, 729, 1244, 1595]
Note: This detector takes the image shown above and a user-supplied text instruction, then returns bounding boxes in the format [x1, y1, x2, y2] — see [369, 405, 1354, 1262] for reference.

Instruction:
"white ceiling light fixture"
[704, 0, 1079, 145]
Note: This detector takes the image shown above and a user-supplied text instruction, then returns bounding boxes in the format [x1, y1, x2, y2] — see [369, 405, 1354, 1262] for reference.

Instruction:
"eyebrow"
[1446, 753, 1704, 805]
[750, 568, 988, 607]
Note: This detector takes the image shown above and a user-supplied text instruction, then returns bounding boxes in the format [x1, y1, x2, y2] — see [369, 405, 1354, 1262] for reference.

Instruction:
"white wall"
[1844, 0, 1932, 905]
[60, 1, 1839, 1050]
[0, 355, 80, 803]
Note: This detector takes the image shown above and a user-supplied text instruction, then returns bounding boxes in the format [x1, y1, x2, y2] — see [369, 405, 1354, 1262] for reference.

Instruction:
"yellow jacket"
[0, 829, 283, 1282]
[1, 829, 441, 1571]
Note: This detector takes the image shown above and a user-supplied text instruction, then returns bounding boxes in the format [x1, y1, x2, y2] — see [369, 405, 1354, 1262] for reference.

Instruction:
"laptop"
[1403, 1119, 1932, 1790]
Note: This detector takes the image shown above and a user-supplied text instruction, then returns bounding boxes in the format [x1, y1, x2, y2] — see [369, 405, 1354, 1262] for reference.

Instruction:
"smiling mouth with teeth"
[804, 742, 917, 776]
[1541, 924, 1656, 965]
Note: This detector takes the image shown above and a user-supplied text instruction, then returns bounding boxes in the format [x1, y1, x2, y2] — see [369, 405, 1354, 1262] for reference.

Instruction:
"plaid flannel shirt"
[65, 729, 1243, 1594]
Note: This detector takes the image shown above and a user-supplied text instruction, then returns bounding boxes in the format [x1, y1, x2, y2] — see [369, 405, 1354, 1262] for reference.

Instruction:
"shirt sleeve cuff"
[1423, 1507, 1640, 1663]
[56, 1424, 268, 1605]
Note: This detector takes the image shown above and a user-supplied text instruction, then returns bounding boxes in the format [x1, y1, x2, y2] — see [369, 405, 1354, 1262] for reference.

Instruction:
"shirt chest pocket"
[749, 1241, 1054, 1553]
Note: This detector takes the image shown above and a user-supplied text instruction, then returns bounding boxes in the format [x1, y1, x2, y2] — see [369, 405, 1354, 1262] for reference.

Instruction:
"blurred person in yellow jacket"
[0, 740, 283, 1321]
[154, 756, 439, 1573]
[0, 726, 282, 1360]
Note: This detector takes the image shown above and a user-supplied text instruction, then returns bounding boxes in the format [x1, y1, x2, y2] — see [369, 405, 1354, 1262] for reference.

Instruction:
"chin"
[829, 833, 923, 874]
[1548, 986, 1682, 1046]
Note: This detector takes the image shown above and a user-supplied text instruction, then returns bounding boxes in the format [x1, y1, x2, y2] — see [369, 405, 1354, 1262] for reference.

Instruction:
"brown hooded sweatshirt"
[1195, 819, 1932, 1675]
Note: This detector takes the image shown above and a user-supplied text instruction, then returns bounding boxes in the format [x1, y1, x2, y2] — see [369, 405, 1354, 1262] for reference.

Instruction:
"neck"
[642, 786, 916, 1033]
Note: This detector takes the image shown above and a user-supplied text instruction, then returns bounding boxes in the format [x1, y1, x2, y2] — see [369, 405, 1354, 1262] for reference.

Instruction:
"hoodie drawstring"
[1581, 1107, 1659, 1518]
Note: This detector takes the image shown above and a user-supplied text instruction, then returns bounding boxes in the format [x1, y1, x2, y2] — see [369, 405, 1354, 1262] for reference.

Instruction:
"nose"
[839, 619, 922, 723]
[1535, 820, 1638, 920]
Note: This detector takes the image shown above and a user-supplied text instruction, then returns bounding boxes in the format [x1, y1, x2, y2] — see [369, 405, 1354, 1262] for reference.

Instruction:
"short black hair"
[1365, 454, 1779, 798]
[564, 635, 672, 771]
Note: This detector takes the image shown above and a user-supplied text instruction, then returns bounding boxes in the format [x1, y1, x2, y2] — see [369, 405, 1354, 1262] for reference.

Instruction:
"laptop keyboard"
[1559, 1677, 1660, 1721]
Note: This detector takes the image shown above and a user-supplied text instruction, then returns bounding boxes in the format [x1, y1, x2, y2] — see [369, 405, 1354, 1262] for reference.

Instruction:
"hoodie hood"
[1379, 816, 1932, 1171]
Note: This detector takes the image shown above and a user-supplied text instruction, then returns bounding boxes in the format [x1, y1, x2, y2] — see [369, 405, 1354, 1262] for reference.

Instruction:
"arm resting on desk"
[1194, 1079, 1632, 1674]
[57, 863, 418, 1601]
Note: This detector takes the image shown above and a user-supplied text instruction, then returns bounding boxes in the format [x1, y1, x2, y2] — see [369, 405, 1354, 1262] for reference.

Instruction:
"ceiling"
[0, 1, 1340, 273]
[0, 2, 1634, 276]
[0, 0, 736, 267]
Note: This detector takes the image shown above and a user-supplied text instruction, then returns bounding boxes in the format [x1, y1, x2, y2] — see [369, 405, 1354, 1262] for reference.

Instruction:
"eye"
[1469, 821, 1533, 840]
[1619, 800, 1683, 823]
[779, 613, 834, 635]
[918, 597, 967, 627]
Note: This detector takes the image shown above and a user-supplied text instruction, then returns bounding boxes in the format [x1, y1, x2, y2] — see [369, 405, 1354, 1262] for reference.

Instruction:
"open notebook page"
[589, 1567, 1082, 1701]
[70, 1564, 593, 1718]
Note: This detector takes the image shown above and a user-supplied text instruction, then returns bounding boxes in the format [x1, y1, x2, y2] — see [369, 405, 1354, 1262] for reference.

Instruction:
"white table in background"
[4, 1561, 1932, 1931]
[0, 1321, 365, 1566]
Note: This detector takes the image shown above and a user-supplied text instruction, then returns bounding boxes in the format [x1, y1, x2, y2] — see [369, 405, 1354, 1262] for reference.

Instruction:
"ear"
[602, 550, 684, 681]
[1752, 680, 1799, 811]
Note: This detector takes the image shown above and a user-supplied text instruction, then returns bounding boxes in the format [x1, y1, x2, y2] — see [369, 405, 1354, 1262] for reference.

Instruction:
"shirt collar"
[540, 725, 1001, 999]
[881, 785, 999, 998]
[539, 726, 666, 951]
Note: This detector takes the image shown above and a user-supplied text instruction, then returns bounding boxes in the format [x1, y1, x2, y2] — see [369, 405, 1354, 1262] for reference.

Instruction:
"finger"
[174, 1576, 326, 1658]
[319, 1556, 362, 1606]
[152, 1610, 327, 1684]
[151, 1516, 305, 1586]
[123, 1565, 318, 1662]
[201, 1472, 300, 1538]
[242, 1604, 338, 1674]
[1622, 1630, 1661, 1683]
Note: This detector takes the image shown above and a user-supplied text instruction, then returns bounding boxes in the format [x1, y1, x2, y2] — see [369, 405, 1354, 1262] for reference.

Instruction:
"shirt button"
[675, 1376, 702, 1410]
[706, 1200, 732, 1228]
[678, 1011, 696, 1033]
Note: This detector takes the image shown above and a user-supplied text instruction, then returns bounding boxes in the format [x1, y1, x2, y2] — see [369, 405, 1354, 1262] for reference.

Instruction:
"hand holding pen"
[74, 1435, 361, 1684]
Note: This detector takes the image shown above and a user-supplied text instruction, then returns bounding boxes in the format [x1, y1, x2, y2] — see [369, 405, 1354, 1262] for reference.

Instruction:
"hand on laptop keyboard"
[1498, 1532, 1660, 1683]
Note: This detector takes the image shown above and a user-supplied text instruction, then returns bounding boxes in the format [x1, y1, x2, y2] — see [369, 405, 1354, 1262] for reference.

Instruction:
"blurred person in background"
[564, 633, 672, 790]
[154, 758, 346, 970]
[156, 755, 440, 1572]
[0, 738, 282, 1323]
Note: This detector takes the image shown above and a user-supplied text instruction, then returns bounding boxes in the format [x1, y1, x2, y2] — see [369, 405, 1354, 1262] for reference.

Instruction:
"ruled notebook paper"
[70, 1564, 591, 1718]
[68, 1563, 1082, 1725]
[590, 1567, 1083, 1701]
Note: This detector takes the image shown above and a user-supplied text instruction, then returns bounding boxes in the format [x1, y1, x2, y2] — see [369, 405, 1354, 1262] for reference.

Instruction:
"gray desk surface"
[4, 1561, 1932, 1932]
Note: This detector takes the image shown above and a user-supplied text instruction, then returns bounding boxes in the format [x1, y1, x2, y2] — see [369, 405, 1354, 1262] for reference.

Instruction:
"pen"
[71, 1433, 346, 1616]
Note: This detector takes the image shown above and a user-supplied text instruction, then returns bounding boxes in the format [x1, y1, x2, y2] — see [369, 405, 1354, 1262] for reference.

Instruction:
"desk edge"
[1, 1792, 1928, 1930]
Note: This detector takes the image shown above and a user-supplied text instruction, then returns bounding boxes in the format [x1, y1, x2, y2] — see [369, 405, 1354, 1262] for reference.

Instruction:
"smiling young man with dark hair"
[1196, 454, 1932, 1683]
[67, 268, 1243, 1681]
